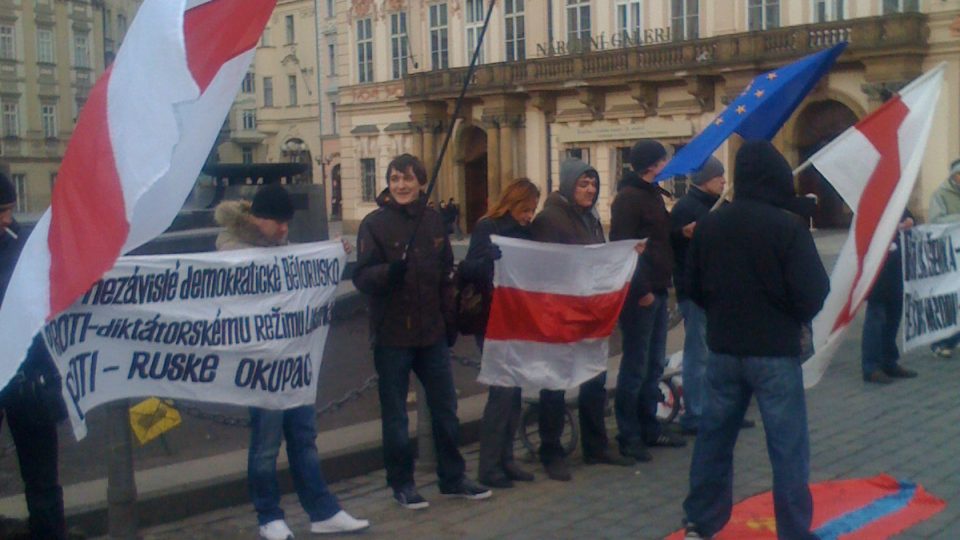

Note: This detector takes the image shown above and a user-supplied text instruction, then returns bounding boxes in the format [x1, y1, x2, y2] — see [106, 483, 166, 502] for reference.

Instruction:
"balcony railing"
[404, 13, 926, 100]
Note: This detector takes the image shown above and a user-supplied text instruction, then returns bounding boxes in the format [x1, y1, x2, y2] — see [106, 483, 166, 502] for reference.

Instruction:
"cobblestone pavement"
[125, 312, 960, 540]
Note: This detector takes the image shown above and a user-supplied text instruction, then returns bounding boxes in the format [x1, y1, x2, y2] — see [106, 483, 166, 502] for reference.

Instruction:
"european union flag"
[656, 42, 847, 182]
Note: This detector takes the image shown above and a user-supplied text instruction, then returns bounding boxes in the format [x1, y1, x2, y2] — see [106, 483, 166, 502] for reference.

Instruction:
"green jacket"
[928, 177, 960, 224]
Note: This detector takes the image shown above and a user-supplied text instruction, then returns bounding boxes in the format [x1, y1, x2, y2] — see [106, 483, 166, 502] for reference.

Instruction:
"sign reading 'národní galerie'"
[42, 241, 345, 439]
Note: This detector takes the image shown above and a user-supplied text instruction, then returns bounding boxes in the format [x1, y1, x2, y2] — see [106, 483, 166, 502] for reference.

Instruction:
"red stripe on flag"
[485, 286, 629, 343]
[183, 0, 276, 92]
[48, 67, 129, 317]
[831, 97, 909, 333]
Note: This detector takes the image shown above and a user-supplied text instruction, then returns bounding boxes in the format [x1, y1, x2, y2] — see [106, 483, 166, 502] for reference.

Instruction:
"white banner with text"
[902, 223, 960, 351]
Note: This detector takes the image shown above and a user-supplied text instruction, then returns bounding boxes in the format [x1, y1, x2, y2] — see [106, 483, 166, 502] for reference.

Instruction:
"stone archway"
[794, 100, 859, 228]
[330, 164, 342, 221]
[459, 125, 488, 232]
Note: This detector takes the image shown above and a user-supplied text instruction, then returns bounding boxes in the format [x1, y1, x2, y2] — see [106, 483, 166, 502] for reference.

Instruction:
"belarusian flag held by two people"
[0, 0, 276, 390]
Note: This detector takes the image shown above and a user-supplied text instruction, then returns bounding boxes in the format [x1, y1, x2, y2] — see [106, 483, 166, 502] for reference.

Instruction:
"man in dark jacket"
[0, 173, 67, 539]
[669, 156, 725, 435]
[610, 140, 686, 463]
[529, 158, 634, 481]
[682, 141, 829, 540]
[861, 212, 918, 384]
[353, 154, 490, 509]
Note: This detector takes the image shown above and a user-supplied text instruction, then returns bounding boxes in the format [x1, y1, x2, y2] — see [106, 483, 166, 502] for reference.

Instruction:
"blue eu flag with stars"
[656, 42, 847, 182]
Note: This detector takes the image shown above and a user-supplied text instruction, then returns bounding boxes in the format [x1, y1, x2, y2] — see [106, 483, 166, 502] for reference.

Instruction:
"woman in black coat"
[462, 178, 540, 488]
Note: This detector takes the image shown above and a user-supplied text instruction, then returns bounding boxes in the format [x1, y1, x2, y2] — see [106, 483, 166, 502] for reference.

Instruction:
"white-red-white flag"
[0, 0, 275, 388]
[803, 64, 945, 387]
[479, 236, 638, 390]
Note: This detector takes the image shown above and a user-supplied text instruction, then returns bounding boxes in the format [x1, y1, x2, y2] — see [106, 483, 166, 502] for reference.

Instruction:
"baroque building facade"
[1, 0, 141, 214]
[336, 0, 960, 232]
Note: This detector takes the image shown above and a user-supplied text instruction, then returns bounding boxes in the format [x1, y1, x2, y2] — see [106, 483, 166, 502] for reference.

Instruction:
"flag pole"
[403, 0, 496, 257]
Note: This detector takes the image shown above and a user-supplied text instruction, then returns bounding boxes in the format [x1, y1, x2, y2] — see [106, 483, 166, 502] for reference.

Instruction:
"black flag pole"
[403, 0, 497, 259]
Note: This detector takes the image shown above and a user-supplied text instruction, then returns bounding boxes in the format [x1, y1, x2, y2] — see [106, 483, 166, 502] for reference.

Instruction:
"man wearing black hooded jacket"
[682, 141, 829, 540]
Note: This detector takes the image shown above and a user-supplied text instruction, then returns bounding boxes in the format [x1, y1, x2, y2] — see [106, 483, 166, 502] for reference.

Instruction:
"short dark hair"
[386, 154, 428, 186]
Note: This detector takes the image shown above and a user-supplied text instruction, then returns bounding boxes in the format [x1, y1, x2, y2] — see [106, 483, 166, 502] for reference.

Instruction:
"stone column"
[485, 116, 501, 204]
[482, 94, 527, 203]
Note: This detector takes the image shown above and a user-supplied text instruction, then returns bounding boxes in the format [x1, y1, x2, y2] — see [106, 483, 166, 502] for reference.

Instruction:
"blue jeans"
[679, 299, 708, 431]
[248, 405, 340, 525]
[684, 353, 815, 540]
[615, 291, 668, 448]
[861, 300, 901, 377]
[373, 340, 466, 491]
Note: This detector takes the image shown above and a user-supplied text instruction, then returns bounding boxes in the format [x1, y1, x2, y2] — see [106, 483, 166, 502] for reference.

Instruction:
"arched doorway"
[795, 100, 859, 228]
[460, 126, 488, 231]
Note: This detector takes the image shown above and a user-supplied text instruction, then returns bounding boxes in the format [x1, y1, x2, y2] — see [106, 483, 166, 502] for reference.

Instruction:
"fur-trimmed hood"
[214, 200, 283, 250]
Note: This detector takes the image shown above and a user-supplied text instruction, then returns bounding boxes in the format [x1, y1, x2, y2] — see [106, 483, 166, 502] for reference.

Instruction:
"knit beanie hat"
[690, 156, 725, 186]
[251, 183, 295, 222]
[629, 140, 667, 173]
[0, 173, 14, 206]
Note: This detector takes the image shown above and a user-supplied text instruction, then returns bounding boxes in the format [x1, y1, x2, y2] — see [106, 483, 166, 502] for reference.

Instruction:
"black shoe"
[620, 442, 653, 462]
[584, 449, 635, 466]
[864, 371, 894, 384]
[440, 478, 492, 500]
[478, 473, 513, 489]
[503, 461, 535, 482]
[543, 458, 572, 481]
[884, 365, 918, 378]
[393, 485, 429, 510]
[741, 419, 756, 429]
[648, 431, 687, 448]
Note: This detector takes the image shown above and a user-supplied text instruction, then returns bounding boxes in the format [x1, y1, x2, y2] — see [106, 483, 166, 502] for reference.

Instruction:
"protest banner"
[902, 223, 960, 351]
[479, 236, 637, 390]
[42, 241, 345, 439]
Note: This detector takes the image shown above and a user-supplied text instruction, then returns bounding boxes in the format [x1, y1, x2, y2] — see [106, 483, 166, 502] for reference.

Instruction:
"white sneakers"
[259, 512, 370, 537]
[310, 510, 371, 534]
[259, 519, 295, 540]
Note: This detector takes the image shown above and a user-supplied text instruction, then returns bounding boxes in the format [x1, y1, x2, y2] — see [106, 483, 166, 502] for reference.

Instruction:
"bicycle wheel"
[518, 403, 579, 458]
[656, 378, 681, 424]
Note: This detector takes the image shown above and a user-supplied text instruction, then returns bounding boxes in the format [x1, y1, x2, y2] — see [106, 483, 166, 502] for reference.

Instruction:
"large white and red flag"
[802, 64, 945, 387]
[0, 0, 275, 388]
[479, 236, 638, 390]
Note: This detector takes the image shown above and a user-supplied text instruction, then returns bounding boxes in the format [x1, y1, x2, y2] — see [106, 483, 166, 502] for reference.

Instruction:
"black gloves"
[488, 244, 502, 261]
[387, 260, 408, 287]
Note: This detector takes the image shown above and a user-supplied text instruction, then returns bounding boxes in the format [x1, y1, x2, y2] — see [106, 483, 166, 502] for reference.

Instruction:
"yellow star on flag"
[767, 72, 777, 80]
[754, 89, 765, 98]
[714, 117, 724, 126]
[736, 105, 747, 114]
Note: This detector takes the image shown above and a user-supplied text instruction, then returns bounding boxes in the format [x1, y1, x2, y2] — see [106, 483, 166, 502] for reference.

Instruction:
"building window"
[241, 109, 256, 130]
[261, 27, 271, 47]
[360, 158, 376, 202]
[263, 77, 273, 107]
[748, 0, 780, 31]
[566, 0, 591, 46]
[616, 146, 631, 188]
[241, 146, 253, 164]
[49, 173, 57, 194]
[12, 174, 26, 213]
[2, 100, 19, 137]
[326, 0, 334, 18]
[330, 102, 337, 134]
[390, 12, 408, 79]
[74, 32, 90, 68]
[242, 72, 255, 93]
[671, 0, 699, 41]
[504, 0, 525, 62]
[117, 14, 127, 37]
[284, 14, 295, 44]
[0, 25, 15, 60]
[37, 28, 55, 63]
[357, 18, 374, 83]
[813, 0, 844, 22]
[465, 0, 485, 63]
[429, 3, 449, 70]
[103, 8, 113, 41]
[328, 43, 336, 76]
[565, 147, 589, 162]
[616, 0, 642, 40]
[41, 104, 57, 138]
[883, 0, 918, 13]
[288, 74, 298, 106]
